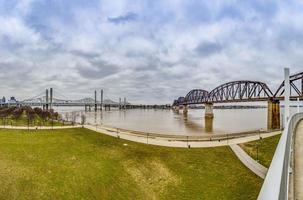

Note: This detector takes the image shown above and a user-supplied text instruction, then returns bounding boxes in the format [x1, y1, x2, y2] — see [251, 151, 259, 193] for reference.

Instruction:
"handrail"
[88, 123, 276, 142]
[258, 112, 303, 200]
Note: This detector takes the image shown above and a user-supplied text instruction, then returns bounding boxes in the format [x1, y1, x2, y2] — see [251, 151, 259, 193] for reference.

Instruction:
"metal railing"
[258, 112, 303, 200]
[86, 122, 279, 144]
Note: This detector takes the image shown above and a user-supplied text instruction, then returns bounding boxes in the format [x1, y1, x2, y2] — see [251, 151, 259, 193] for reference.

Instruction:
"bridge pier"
[204, 103, 214, 118]
[205, 116, 213, 132]
[105, 104, 111, 111]
[94, 90, 97, 112]
[183, 105, 188, 115]
[175, 106, 180, 113]
[267, 99, 280, 130]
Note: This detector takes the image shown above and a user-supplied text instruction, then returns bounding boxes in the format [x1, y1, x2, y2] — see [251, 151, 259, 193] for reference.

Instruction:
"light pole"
[284, 68, 290, 127]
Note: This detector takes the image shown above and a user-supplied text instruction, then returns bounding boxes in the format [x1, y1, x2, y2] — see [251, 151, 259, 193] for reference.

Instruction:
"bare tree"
[65, 113, 69, 121]
[81, 114, 86, 125]
[71, 112, 77, 125]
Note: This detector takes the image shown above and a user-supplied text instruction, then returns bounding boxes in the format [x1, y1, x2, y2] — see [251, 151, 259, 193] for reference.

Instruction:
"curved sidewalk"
[230, 144, 268, 179]
[0, 125, 82, 130]
[294, 120, 303, 199]
[84, 125, 281, 148]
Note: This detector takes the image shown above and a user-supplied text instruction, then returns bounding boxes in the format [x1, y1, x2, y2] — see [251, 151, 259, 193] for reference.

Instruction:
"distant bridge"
[1, 89, 170, 111]
[172, 71, 303, 130]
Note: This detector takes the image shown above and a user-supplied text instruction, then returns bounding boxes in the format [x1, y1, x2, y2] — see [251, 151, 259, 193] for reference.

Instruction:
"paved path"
[85, 125, 281, 148]
[294, 120, 303, 199]
[0, 125, 82, 130]
[230, 144, 268, 179]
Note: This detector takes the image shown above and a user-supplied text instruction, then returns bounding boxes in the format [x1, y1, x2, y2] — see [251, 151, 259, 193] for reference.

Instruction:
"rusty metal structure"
[172, 71, 303, 106]
[184, 89, 209, 105]
[274, 71, 303, 100]
[208, 81, 272, 103]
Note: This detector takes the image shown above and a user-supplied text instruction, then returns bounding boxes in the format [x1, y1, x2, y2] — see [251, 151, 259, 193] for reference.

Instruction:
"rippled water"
[54, 105, 302, 136]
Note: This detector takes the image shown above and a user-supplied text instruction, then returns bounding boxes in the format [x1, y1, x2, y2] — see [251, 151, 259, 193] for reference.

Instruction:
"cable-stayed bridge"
[1, 89, 170, 110]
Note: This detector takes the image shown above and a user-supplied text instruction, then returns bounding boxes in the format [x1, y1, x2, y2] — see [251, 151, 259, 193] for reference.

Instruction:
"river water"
[53, 105, 302, 136]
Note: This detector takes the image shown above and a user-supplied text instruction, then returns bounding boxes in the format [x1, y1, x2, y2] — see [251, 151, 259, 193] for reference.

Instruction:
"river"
[53, 105, 302, 136]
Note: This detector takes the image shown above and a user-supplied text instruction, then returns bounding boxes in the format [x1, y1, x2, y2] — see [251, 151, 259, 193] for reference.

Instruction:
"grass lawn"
[239, 134, 281, 168]
[0, 128, 262, 200]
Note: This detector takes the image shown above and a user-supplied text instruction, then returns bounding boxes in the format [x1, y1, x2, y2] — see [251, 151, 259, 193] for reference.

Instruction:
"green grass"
[0, 128, 262, 200]
[239, 134, 281, 168]
[0, 115, 70, 127]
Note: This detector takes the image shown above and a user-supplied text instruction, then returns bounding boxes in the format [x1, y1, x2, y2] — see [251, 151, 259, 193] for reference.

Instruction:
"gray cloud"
[0, 1, 303, 104]
[108, 12, 138, 24]
[77, 60, 119, 79]
[195, 42, 223, 57]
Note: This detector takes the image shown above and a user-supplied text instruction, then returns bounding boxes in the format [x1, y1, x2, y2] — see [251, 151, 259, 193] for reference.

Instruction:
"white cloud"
[0, 0, 302, 104]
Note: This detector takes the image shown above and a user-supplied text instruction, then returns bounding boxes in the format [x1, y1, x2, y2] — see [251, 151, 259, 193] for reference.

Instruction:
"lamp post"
[284, 68, 290, 127]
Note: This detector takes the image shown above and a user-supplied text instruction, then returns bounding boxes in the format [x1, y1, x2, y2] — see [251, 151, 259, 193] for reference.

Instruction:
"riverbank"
[0, 128, 262, 199]
[85, 124, 281, 148]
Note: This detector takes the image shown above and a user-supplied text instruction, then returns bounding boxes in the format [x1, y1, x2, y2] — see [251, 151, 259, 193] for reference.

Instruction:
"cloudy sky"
[0, 0, 302, 104]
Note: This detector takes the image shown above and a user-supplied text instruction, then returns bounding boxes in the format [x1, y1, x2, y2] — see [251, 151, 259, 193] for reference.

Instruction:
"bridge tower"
[267, 99, 280, 130]
[45, 89, 49, 110]
[100, 89, 103, 110]
[94, 90, 97, 111]
[50, 88, 53, 110]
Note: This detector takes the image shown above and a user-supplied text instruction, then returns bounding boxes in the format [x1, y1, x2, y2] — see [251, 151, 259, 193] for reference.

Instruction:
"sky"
[0, 0, 303, 104]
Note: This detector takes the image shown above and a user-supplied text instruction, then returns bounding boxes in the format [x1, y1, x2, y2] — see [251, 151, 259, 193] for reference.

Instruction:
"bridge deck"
[294, 119, 303, 199]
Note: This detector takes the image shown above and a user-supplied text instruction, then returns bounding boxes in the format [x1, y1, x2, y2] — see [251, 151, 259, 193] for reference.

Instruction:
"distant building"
[0, 96, 5, 103]
[8, 96, 17, 103]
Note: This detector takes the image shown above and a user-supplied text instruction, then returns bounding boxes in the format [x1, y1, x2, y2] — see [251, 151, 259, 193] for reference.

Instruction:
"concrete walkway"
[84, 125, 281, 148]
[0, 125, 81, 130]
[294, 120, 303, 199]
[230, 144, 268, 179]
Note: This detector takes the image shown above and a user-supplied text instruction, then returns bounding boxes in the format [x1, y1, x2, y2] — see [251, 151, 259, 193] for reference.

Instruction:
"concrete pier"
[205, 117, 213, 132]
[105, 104, 111, 111]
[205, 103, 214, 118]
[183, 105, 188, 115]
[267, 99, 280, 130]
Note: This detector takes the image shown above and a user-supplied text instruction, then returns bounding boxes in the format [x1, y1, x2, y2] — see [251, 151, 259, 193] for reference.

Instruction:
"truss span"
[274, 71, 303, 100]
[208, 81, 273, 103]
[184, 89, 209, 105]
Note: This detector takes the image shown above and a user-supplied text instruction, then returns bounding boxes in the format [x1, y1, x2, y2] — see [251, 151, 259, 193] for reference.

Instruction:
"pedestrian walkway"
[230, 144, 268, 179]
[294, 120, 303, 199]
[85, 125, 281, 148]
[0, 125, 81, 130]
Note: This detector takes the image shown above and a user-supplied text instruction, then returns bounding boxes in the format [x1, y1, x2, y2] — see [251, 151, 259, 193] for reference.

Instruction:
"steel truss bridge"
[173, 71, 303, 106]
